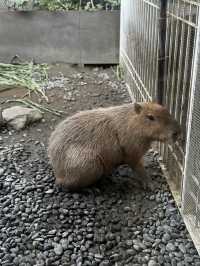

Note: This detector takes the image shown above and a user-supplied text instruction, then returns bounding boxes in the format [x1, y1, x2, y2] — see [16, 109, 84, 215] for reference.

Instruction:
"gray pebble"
[126, 249, 136, 256]
[162, 233, 171, 242]
[54, 244, 63, 256]
[148, 260, 159, 266]
[0, 168, 5, 175]
[126, 240, 133, 247]
[45, 189, 54, 194]
[178, 243, 186, 254]
[166, 243, 176, 252]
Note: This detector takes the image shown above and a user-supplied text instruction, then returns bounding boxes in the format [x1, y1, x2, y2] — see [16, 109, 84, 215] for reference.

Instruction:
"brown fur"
[48, 102, 181, 190]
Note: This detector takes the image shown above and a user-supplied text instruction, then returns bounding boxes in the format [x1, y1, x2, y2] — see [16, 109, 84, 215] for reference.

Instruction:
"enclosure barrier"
[120, 0, 200, 253]
[0, 0, 6, 9]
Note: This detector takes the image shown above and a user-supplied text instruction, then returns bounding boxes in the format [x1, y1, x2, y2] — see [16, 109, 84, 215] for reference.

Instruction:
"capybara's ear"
[134, 102, 142, 114]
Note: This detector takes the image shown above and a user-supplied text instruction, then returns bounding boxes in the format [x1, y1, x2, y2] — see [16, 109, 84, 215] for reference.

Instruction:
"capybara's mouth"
[158, 136, 175, 144]
[163, 135, 181, 145]
[159, 130, 182, 144]
[172, 130, 182, 143]
[158, 136, 168, 143]
[172, 132, 180, 142]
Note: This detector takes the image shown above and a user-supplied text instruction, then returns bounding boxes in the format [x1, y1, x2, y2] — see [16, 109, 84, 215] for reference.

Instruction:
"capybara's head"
[134, 102, 181, 143]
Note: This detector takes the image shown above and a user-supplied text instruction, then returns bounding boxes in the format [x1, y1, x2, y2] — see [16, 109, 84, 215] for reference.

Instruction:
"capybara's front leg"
[134, 159, 155, 190]
[133, 159, 148, 188]
[128, 158, 150, 190]
[134, 158, 147, 178]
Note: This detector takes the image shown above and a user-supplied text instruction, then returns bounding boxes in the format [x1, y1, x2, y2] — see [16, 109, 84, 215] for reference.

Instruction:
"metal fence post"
[157, 0, 167, 104]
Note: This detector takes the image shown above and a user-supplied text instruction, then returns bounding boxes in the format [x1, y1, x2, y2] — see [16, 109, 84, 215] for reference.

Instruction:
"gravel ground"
[0, 65, 200, 266]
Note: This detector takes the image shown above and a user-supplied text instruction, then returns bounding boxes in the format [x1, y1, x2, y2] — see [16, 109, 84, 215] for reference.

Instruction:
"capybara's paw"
[138, 179, 148, 190]
[129, 178, 146, 190]
[132, 174, 154, 191]
[145, 181, 155, 191]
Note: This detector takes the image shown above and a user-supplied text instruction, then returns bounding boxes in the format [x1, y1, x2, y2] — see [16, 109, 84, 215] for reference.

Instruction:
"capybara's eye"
[146, 115, 155, 121]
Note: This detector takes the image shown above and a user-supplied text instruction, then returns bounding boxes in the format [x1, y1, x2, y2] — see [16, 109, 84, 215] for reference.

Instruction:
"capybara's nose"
[172, 131, 179, 141]
[172, 127, 182, 142]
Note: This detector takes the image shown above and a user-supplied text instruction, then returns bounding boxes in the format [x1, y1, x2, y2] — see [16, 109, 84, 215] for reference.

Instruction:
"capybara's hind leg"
[54, 169, 66, 185]
[59, 175, 91, 191]
[55, 176, 65, 186]
[62, 168, 103, 191]
[53, 172, 80, 191]
[62, 156, 104, 190]
[53, 145, 104, 190]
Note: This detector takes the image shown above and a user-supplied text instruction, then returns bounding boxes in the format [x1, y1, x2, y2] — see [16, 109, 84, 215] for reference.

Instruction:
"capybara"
[48, 102, 181, 190]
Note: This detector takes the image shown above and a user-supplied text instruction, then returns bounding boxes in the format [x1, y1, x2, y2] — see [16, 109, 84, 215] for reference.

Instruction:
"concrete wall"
[0, 10, 120, 64]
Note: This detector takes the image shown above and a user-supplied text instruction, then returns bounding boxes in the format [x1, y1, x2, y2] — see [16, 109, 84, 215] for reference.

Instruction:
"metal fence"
[0, 0, 7, 9]
[182, 3, 200, 251]
[120, 0, 200, 253]
[120, 0, 159, 102]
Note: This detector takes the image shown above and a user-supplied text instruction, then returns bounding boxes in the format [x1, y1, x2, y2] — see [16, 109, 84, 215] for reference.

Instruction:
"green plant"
[112, 65, 124, 81]
[0, 62, 48, 101]
[0, 62, 65, 116]
[36, 0, 80, 11]
[6, 99, 65, 116]
[6, 0, 34, 10]
[7, 0, 120, 11]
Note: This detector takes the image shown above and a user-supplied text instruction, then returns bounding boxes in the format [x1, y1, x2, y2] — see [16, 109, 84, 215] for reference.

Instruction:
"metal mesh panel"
[182, 8, 200, 248]
[0, 0, 8, 9]
[161, 0, 198, 190]
[120, 0, 159, 101]
[120, 0, 200, 251]
[120, 0, 199, 188]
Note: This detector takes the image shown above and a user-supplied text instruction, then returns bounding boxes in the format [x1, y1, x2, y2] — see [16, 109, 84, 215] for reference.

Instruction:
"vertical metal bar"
[149, 5, 154, 97]
[163, 0, 170, 106]
[162, 0, 171, 163]
[150, 4, 155, 98]
[146, 2, 151, 97]
[152, 4, 158, 100]
[137, 0, 140, 101]
[144, 1, 148, 96]
[155, 7, 159, 101]
[138, 0, 143, 88]
[182, 3, 200, 212]
[180, 4, 193, 132]
[165, 0, 175, 110]
[174, 1, 186, 120]
[133, 0, 137, 100]
[169, 0, 180, 116]
[195, 191, 200, 228]
[130, 0, 136, 98]
[157, 0, 168, 104]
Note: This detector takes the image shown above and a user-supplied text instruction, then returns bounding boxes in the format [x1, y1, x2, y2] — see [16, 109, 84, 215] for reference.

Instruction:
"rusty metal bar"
[157, 0, 168, 104]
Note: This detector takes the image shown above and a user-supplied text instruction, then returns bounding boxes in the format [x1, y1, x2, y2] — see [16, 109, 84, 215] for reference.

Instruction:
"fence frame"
[181, 3, 200, 251]
[120, 0, 200, 254]
[157, 0, 167, 104]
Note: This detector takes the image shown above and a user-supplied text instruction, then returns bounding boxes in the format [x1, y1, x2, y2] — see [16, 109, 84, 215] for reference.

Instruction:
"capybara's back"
[48, 102, 181, 190]
[48, 109, 122, 189]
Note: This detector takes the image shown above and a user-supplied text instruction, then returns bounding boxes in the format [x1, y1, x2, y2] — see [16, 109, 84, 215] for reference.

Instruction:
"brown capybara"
[48, 102, 181, 190]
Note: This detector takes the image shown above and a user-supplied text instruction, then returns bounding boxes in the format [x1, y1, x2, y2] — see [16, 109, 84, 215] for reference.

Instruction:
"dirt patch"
[0, 64, 128, 145]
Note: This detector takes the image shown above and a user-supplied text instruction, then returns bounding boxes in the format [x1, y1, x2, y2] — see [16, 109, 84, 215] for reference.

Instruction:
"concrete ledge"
[0, 10, 120, 64]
